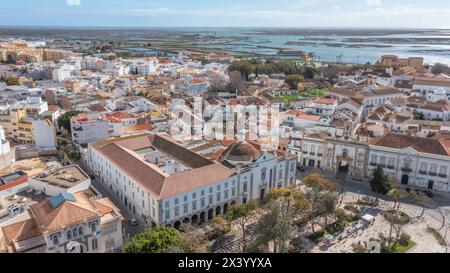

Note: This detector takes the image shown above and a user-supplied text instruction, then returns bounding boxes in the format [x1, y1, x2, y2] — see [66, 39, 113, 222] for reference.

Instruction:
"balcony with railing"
[401, 167, 412, 173]
[428, 172, 437, 177]
[317, 153, 323, 157]
[387, 165, 395, 170]
[439, 173, 448, 178]
[418, 170, 427, 175]
[310, 152, 316, 156]
[370, 162, 378, 167]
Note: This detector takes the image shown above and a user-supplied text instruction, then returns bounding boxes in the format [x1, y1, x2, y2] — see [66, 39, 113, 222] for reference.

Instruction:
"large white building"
[368, 133, 450, 192]
[86, 134, 297, 229]
[413, 77, 450, 95]
[299, 131, 450, 193]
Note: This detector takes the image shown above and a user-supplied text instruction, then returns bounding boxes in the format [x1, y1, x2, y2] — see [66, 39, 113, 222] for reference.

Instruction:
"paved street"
[77, 159, 145, 242]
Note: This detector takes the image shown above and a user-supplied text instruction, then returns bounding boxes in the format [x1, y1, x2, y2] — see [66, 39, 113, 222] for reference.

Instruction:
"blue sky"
[1, 0, 450, 28]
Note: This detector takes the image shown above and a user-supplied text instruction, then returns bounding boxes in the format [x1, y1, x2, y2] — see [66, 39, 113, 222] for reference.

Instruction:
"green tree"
[304, 173, 339, 192]
[4, 77, 19, 86]
[226, 200, 258, 240]
[304, 173, 339, 231]
[319, 193, 338, 226]
[125, 227, 181, 253]
[407, 191, 430, 218]
[432, 63, 450, 75]
[387, 184, 407, 211]
[285, 74, 303, 89]
[303, 66, 320, 80]
[266, 188, 310, 217]
[228, 60, 254, 81]
[58, 111, 82, 134]
[255, 200, 295, 253]
[369, 166, 393, 203]
[210, 216, 231, 239]
[289, 235, 308, 253]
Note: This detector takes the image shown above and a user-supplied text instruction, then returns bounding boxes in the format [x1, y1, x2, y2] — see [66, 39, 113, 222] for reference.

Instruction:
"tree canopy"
[58, 111, 82, 133]
[125, 227, 182, 253]
[369, 166, 393, 197]
[228, 59, 320, 81]
[226, 200, 258, 239]
[304, 173, 339, 192]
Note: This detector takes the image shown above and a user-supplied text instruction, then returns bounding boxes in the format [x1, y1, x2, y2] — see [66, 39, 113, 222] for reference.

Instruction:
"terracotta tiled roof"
[98, 142, 167, 196]
[29, 192, 101, 232]
[160, 164, 234, 199]
[339, 98, 362, 108]
[93, 134, 234, 199]
[372, 133, 449, 156]
[1, 218, 42, 245]
[315, 98, 337, 105]
[414, 77, 450, 88]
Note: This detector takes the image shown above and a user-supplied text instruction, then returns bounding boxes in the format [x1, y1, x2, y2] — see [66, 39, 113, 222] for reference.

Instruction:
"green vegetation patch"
[427, 226, 447, 246]
[384, 210, 410, 225]
[391, 240, 415, 253]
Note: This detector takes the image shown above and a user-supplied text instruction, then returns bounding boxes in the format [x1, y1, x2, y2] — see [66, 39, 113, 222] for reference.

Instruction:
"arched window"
[67, 231, 72, 240]
[78, 227, 83, 236]
[90, 222, 97, 233]
[52, 234, 59, 245]
[73, 228, 78, 238]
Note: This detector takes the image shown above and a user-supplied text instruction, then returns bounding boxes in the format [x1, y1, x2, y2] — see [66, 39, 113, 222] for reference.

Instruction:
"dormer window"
[73, 228, 78, 238]
[79, 227, 83, 236]
[67, 231, 72, 240]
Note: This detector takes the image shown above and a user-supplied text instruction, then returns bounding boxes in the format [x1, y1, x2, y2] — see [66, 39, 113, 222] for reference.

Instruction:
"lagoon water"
[1, 27, 450, 65]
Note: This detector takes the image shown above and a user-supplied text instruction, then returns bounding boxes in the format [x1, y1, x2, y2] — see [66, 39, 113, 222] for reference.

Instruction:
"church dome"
[223, 142, 261, 164]
[230, 142, 260, 157]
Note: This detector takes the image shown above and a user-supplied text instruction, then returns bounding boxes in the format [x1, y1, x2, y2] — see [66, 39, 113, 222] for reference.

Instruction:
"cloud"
[334, 6, 341, 10]
[66, 0, 81, 6]
[157, 8, 169, 13]
[366, 0, 381, 6]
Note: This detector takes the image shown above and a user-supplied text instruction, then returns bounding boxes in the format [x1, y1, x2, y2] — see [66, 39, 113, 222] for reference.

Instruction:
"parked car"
[423, 190, 434, 198]
[128, 218, 138, 226]
[34, 190, 42, 196]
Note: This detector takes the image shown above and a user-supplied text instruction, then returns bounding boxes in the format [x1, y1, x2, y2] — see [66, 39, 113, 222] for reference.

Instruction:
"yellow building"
[43, 49, 73, 62]
[0, 49, 7, 62]
[0, 107, 34, 144]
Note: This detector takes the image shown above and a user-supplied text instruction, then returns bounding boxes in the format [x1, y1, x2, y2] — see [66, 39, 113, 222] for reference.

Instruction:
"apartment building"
[0, 107, 34, 144]
[71, 114, 109, 145]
